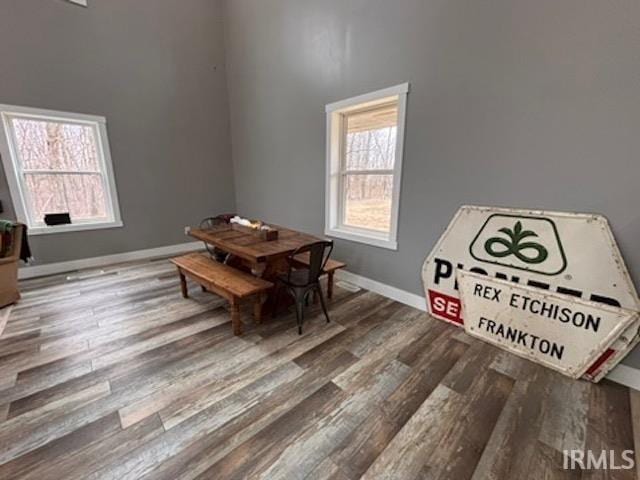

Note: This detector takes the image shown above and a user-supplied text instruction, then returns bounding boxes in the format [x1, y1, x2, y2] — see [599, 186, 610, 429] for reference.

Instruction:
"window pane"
[24, 173, 108, 223]
[345, 103, 397, 171]
[11, 118, 100, 172]
[343, 174, 393, 232]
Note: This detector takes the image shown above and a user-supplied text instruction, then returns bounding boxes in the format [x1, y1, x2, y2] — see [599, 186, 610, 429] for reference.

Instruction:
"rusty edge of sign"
[582, 214, 640, 380]
[457, 269, 639, 380]
[586, 322, 640, 382]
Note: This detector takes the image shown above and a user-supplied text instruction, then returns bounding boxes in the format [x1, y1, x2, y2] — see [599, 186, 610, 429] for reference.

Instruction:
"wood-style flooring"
[0, 256, 638, 479]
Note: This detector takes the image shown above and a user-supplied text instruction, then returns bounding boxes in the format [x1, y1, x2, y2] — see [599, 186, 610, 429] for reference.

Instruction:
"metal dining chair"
[272, 240, 334, 334]
[199, 215, 232, 263]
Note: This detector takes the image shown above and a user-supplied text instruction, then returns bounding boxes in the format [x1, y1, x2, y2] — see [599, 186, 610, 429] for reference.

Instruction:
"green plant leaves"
[485, 221, 548, 264]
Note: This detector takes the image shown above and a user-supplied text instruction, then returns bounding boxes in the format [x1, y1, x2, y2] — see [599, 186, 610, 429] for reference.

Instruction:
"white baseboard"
[18, 241, 202, 280]
[336, 269, 640, 390]
[336, 269, 427, 312]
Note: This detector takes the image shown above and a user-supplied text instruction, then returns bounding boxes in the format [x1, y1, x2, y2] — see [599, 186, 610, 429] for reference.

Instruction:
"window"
[325, 83, 408, 250]
[0, 105, 122, 235]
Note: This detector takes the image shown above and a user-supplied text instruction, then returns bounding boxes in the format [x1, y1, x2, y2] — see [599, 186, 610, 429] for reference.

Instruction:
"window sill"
[325, 227, 398, 251]
[27, 220, 124, 236]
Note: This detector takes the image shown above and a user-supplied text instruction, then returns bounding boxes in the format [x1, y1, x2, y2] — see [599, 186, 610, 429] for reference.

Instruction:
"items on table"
[230, 216, 275, 231]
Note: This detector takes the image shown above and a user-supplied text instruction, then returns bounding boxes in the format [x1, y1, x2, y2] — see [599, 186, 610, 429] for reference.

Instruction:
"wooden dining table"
[188, 223, 321, 313]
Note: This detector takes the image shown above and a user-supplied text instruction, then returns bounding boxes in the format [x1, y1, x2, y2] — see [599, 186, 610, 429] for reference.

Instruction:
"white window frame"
[325, 83, 409, 250]
[0, 104, 123, 235]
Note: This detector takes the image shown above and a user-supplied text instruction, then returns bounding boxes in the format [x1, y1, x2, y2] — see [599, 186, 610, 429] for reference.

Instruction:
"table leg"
[253, 294, 264, 324]
[251, 263, 267, 277]
[246, 258, 294, 318]
[253, 260, 284, 317]
[179, 270, 188, 298]
[231, 300, 242, 335]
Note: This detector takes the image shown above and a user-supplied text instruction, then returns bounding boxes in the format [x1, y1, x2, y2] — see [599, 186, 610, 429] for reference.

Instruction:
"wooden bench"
[170, 253, 273, 335]
[291, 252, 346, 299]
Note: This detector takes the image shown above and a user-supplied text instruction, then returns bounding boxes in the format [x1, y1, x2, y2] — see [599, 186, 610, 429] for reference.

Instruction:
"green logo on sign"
[484, 221, 548, 264]
[469, 214, 567, 276]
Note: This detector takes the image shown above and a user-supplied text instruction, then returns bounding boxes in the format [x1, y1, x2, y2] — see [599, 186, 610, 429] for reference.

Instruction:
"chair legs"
[316, 285, 331, 324]
[294, 294, 305, 335]
[272, 284, 282, 319]
[273, 282, 331, 335]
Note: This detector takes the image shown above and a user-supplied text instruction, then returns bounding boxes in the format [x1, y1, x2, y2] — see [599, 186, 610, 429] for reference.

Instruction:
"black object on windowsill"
[44, 213, 71, 226]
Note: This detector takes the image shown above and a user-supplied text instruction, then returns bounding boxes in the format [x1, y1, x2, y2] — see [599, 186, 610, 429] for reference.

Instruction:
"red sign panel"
[428, 290, 463, 325]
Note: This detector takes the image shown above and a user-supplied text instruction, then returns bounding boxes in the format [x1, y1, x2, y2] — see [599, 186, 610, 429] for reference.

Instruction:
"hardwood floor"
[0, 256, 637, 479]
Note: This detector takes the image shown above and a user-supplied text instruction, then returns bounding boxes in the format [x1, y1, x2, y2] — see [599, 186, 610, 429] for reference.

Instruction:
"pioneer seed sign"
[422, 206, 640, 381]
[458, 270, 638, 378]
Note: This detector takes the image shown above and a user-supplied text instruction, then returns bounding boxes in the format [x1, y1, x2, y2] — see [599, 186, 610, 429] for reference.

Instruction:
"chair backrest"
[288, 240, 333, 286]
[199, 215, 231, 257]
[199, 215, 228, 230]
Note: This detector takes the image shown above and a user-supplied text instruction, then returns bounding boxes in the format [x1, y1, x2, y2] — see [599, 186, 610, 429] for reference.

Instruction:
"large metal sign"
[422, 206, 640, 381]
[458, 270, 638, 378]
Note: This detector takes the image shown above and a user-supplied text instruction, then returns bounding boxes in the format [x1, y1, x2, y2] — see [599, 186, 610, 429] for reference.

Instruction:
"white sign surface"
[458, 270, 638, 378]
[422, 205, 640, 381]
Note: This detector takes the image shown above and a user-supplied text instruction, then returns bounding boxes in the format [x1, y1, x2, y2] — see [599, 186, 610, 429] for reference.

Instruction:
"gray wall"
[223, 0, 640, 367]
[0, 0, 235, 264]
